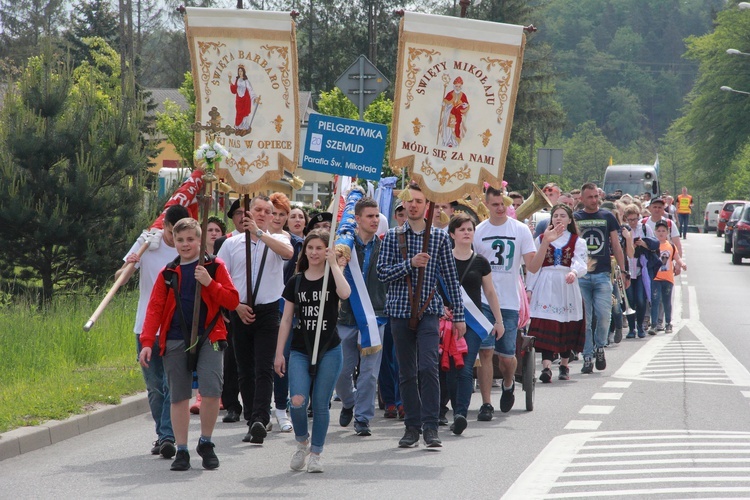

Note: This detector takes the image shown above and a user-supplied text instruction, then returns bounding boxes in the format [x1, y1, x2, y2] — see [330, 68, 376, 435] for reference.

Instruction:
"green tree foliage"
[658, 128, 693, 198]
[0, 0, 67, 76]
[65, 0, 120, 67]
[554, 121, 621, 189]
[0, 43, 152, 301]
[316, 87, 358, 119]
[363, 93, 393, 176]
[295, 0, 400, 94]
[725, 142, 750, 200]
[155, 72, 197, 169]
[538, 0, 724, 144]
[677, 6, 750, 194]
[603, 86, 644, 148]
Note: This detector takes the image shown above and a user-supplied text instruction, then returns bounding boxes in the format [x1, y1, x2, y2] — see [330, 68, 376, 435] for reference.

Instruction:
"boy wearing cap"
[642, 197, 682, 257]
[649, 221, 686, 334]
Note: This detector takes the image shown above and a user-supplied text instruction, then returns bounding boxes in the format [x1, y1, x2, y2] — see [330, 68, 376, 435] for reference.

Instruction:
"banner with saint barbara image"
[185, 8, 299, 194]
[391, 12, 526, 202]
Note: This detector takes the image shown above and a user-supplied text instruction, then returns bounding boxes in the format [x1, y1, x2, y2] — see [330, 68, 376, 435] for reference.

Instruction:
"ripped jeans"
[288, 345, 342, 454]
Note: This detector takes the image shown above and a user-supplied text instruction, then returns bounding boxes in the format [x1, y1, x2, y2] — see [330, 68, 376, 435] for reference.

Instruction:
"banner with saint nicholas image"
[391, 12, 526, 202]
[185, 8, 299, 194]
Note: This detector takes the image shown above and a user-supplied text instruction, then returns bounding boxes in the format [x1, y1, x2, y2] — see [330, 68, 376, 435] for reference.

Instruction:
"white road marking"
[503, 430, 750, 499]
[579, 405, 614, 415]
[591, 393, 622, 400]
[742, 391, 750, 398]
[561, 467, 750, 476]
[672, 281, 682, 320]
[602, 381, 631, 388]
[689, 285, 699, 321]
[564, 420, 601, 430]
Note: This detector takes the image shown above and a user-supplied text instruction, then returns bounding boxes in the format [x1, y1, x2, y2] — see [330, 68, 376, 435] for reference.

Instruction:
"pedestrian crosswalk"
[614, 324, 750, 387]
[638, 339, 732, 384]
[503, 430, 750, 499]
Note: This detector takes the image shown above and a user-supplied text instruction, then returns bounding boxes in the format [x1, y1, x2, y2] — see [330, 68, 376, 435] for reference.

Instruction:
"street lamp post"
[721, 85, 750, 96]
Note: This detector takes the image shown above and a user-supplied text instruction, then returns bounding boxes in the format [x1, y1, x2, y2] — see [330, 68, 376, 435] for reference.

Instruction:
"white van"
[704, 201, 722, 233]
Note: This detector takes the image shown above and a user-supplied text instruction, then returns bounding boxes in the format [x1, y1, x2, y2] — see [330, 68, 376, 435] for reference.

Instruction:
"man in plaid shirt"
[377, 183, 465, 449]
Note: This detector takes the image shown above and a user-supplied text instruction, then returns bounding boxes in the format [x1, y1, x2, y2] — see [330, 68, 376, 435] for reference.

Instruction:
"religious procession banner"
[185, 8, 299, 194]
[391, 12, 526, 202]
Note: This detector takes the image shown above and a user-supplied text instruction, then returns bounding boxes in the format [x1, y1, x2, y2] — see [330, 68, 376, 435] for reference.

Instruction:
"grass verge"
[0, 290, 144, 433]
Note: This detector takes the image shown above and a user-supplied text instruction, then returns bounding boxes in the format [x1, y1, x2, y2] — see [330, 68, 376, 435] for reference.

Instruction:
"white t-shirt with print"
[124, 241, 178, 334]
[474, 217, 536, 310]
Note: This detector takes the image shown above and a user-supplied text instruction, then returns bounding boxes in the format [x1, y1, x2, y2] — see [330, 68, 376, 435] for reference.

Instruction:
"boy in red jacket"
[139, 218, 239, 471]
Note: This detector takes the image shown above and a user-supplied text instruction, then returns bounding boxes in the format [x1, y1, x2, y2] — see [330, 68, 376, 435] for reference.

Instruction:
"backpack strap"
[163, 255, 222, 370]
[397, 227, 435, 325]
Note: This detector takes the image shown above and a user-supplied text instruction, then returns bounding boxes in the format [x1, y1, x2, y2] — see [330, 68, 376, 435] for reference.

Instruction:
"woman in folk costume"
[525, 204, 588, 382]
[229, 65, 257, 131]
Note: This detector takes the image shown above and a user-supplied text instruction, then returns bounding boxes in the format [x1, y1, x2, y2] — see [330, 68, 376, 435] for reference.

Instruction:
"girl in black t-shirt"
[274, 229, 350, 473]
[444, 213, 504, 435]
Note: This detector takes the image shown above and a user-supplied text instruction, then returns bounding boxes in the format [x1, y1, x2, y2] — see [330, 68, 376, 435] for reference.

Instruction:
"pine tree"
[65, 0, 121, 67]
[0, 42, 152, 301]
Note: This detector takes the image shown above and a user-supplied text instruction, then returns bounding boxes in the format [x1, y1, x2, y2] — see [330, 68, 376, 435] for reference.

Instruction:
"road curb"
[0, 392, 149, 462]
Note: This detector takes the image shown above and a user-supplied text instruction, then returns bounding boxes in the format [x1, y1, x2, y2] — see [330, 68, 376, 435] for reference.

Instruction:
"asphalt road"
[3, 233, 749, 499]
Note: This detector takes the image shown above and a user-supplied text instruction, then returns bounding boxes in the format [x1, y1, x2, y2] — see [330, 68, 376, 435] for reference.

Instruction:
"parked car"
[718, 200, 749, 236]
[704, 201, 722, 233]
[724, 204, 746, 253]
[732, 204, 750, 265]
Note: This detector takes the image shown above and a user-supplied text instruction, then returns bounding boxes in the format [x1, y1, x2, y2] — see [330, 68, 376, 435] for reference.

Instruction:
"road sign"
[537, 148, 563, 175]
[335, 55, 390, 119]
[302, 114, 387, 181]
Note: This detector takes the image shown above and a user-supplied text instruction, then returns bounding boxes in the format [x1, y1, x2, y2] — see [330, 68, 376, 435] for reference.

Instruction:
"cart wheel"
[523, 347, 535, 411]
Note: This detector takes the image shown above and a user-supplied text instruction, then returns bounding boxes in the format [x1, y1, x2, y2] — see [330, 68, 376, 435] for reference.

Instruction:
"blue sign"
[302, 114, 387, 181]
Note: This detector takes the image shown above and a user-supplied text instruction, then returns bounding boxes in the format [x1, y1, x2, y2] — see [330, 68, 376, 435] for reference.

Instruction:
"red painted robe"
[443, 90, 469, 140]
[230, 78, 252, 127]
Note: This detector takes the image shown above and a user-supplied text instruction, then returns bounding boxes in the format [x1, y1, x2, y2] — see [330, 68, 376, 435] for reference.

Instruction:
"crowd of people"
[121, 180, 689, 474]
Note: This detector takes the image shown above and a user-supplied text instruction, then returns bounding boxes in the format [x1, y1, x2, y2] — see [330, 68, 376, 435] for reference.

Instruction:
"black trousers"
[230, 300, 280, 426]
[221, 323, 242, 413]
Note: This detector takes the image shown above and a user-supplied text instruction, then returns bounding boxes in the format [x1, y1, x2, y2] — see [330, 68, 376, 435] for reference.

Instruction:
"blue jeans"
[578, 272, 612, 358]
[492, 307, 519, 358]
[335, 324, 384, 425]
[288, 345, 342, 454]
[626, 276, 647, 334]
[378, 320, 401, 407]
[678, 213, 689, 238]
[136, 335, 173, 443]
[651, 280, 674, 326]
[391, 315, 440, 431]
[446, 327, 481, 418]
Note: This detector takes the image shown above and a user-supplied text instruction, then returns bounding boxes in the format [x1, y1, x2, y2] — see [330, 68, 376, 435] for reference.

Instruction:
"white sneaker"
[290, 442, 310, 471]
[275, 409, 293, 432]
[307, 453, 324, 473]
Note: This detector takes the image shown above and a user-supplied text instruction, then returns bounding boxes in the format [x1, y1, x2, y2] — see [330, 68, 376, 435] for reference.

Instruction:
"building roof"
[146, 88, 189, 114]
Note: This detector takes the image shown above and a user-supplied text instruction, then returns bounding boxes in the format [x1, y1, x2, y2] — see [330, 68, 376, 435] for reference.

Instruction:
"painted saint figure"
[229, 65, 257, 132]
[440, 77, 470, 147]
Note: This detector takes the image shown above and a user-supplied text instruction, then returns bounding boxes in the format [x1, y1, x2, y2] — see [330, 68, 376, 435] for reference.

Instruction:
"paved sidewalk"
[0, 392, 149, 462]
